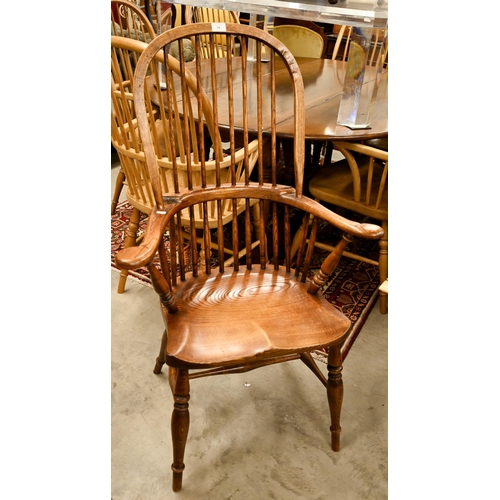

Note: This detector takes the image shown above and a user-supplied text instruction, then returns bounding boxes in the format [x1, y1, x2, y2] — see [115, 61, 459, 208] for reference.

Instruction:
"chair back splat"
[115, 22, 384, 492]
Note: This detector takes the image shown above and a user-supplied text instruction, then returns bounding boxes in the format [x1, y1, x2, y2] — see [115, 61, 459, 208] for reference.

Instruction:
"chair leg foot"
[153, 358, 164, 374]
[117, 271, 128, 293]
[327, 343, 343, 452]
[172, 467, 185, 492]
[153, 329, 168, 374]
[171, 369, 190, 492]
[379, 292, 388, 314]
[331, 429, 341, 452]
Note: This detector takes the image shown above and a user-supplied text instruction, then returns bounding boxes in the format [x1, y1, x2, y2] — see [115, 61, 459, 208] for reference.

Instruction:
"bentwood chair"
[111, 35, 260, 293]
[115, 23, 384, 492]
[292, 141, 389, 313]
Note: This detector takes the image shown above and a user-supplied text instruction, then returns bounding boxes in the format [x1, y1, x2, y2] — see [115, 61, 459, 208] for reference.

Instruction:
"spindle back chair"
[191, 7, 240, 58]
[111, 0, 156, 42]
[111, 35, 260, 293]
[115, 23, 384, 492]
[111, 0, 157, 215]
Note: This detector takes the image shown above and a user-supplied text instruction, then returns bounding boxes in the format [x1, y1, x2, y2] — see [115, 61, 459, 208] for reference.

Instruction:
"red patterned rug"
[111, 201, 380, 361]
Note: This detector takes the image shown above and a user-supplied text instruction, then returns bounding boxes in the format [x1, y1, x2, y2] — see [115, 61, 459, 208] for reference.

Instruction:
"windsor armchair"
[115, 23, 384, 491]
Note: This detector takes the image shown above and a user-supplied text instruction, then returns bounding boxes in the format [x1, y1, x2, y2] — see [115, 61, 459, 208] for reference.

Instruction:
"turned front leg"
[327, 343, 343, 452]
[171, 369, 190, 492]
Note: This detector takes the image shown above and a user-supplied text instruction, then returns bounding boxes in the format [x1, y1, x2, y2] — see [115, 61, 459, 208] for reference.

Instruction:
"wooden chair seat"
[364, 137, 388, 151]
[164, 265, 351, 368]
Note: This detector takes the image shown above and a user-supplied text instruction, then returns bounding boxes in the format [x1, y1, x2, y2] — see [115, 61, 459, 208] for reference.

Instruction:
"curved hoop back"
[133, 23, 306, 211]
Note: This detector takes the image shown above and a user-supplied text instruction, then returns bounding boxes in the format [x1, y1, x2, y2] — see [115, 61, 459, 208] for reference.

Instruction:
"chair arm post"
[148, 262, 179, 313]
[307, 234, 352, 295]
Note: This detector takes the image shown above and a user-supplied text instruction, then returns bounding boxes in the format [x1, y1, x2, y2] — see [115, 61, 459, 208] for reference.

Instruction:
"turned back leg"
[153, 329, 168, 374]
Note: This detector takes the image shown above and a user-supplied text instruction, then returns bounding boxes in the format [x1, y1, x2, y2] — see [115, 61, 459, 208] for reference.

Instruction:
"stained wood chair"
[111, 36, 260, 293]
[292, 141, 389, 313]
[115, 23, 384, 492]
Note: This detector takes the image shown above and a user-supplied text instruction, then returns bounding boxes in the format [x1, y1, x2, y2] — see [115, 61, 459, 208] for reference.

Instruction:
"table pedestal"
[337, 27, 388, 130]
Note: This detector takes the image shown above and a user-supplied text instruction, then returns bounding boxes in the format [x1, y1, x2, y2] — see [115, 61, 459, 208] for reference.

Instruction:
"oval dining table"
[192, 56, 386, 181]
[182, 56, 387, 138]
[151, 56, 387, 182]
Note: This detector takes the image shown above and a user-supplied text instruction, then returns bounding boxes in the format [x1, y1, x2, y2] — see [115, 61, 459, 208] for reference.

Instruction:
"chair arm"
[281, 192, 384, 241]
[114, 202, 177, 270]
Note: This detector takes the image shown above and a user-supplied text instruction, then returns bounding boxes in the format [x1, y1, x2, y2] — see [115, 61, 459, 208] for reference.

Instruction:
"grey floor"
[111, 160, 388, 500]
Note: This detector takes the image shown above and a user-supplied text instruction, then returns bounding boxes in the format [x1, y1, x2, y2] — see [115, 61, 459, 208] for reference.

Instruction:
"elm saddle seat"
[115, 23, 384, 492]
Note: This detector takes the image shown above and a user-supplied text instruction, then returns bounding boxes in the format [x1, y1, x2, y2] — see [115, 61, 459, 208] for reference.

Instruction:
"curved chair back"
[112, 36, 256, 216]
[112, 34, 260, 292]
[111, 0, 156, 42]
[272, 25, 325, 59]
[191, 7, 240, 58]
